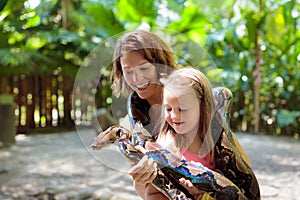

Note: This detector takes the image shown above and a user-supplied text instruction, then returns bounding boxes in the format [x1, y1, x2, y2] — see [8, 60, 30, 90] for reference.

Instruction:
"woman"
[111, 29, 177, 136]
[111, 30, 257, 199]
[111, 29, 177, 198]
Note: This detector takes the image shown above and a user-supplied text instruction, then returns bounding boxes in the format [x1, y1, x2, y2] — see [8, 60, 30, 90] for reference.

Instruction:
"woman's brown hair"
[111, 30, 177, 97]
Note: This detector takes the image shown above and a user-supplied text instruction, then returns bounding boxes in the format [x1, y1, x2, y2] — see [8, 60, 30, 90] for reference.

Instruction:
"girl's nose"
[170, 110, 180, 119]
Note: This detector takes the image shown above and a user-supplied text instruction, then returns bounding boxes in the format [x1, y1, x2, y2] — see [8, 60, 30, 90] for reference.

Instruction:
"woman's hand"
[128, 155, 157, 184]
[179, 178, 205, 199]
[130, 156, 168, 200]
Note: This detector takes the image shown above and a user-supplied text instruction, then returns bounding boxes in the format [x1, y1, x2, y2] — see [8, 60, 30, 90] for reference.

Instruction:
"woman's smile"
[136, 81, 150, 90]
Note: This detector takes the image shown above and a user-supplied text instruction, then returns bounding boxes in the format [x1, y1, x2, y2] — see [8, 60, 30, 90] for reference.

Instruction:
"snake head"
[90, 125, 130, 150]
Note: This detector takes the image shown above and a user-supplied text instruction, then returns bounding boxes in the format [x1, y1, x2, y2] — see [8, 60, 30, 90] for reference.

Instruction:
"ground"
[0, 128, 299, 200]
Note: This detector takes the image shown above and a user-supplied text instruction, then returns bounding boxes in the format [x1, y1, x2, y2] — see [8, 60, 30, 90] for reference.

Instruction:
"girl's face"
[163, 88, 200, 137]
[121, 51, 161, 103]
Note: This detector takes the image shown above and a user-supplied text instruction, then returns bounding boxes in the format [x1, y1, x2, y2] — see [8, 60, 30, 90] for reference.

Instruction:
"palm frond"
[0, 48, 54, 72]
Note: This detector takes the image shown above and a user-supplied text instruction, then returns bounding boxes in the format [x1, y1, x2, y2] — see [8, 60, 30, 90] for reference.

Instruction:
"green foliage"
[204, 0, 300, 136]
[82, 1, 124, 38]
[0, 0, 299, 136]
[0, 48, 53, 74]
[117, 0, 157, 21]
[277, 109, 300, 128]
[0, 0, 8, 12]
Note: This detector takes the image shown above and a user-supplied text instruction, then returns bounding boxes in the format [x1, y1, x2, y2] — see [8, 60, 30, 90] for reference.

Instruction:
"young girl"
[138, 67, 260, 199]
[159, 67, 216, 165]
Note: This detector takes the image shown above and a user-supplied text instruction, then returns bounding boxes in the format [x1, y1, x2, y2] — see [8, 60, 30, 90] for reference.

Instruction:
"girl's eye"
[179, 108, 187, 112]
[165, 107, 172, 112]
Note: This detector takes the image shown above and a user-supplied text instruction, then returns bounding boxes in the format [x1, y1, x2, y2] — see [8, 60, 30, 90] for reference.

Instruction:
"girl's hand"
[128, 155, 157, 184]
[179, 177, 205, 199]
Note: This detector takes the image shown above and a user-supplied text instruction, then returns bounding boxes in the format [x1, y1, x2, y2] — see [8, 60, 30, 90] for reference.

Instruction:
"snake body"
[91, 125, 247, 199]
[91, 125, 192, 199]
[90, 87, 260, 199]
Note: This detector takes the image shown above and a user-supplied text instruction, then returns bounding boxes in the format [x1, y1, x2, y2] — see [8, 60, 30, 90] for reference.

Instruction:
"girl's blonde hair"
[159, 67, 216, 162]
[111, 30, 176, 97]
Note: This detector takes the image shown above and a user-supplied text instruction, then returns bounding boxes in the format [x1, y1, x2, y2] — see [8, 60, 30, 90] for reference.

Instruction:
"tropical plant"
[0, 0, 299, 137]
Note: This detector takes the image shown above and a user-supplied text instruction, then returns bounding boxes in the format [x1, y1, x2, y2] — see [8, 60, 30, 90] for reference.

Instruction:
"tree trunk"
[1, 75, 8, 94]
[61, 0, 74, 30]
[0, 96, 15, 144]
[46, 75, 52, 127]
[33, 75, 40, 128]
[40, 75, 47, 127]
[253, 0, 264, 133]
[27, 76, 35, 128]
[62, 74, 73, 127]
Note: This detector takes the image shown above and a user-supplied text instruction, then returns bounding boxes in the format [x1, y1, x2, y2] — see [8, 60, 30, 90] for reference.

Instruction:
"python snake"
[91, 125, 248, 199]
[90, 87, 260, 199]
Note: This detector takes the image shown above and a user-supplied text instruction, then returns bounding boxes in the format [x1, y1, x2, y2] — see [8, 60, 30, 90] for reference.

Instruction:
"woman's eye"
[140, 66, 149, 71]
[124, 71, 133, 76]
[139, 63, 153, 71]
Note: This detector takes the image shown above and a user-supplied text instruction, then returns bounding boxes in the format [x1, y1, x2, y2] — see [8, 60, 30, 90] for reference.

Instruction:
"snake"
[90, 87, 260, 200]
[91, 125, 247, 200]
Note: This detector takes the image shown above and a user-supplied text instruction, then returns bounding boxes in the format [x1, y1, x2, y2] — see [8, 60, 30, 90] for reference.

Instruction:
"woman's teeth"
[136, 82, 150, 89]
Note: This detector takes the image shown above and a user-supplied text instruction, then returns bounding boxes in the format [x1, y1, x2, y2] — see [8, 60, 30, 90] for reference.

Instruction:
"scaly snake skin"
[90, 87, 260, 200]
[91, 125, 247, 199]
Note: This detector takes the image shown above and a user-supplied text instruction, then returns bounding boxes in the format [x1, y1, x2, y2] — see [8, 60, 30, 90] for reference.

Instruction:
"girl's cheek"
[165, 115, 172, 125]
[164, 112, 169, 120]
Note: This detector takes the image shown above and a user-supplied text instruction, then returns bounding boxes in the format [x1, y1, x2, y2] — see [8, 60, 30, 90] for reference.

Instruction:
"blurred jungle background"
[0, 0, 299, 140]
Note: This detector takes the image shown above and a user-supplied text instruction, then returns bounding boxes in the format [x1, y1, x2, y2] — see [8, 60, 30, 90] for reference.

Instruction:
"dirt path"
[236, 133, 300, 200]
[0, 128, 299, 199]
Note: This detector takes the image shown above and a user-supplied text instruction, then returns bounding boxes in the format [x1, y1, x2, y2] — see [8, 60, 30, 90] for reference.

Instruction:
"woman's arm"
[133, 182, 146, 199]
[129, 155, 168, 199]
[145, 183, 169, 200]
[133, 182, 169, 200]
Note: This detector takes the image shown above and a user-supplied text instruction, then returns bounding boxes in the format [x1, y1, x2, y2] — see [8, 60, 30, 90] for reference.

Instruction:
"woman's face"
[163, 88, 200, 137]
[121, 51, 161, 102]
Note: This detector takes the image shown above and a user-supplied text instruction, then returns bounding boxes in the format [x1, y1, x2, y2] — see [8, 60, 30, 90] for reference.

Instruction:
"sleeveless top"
[181, 147, 216, 170]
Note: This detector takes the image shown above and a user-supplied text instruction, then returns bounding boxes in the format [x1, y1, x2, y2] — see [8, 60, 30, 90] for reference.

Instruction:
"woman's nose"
[132, 71, 144, 83]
